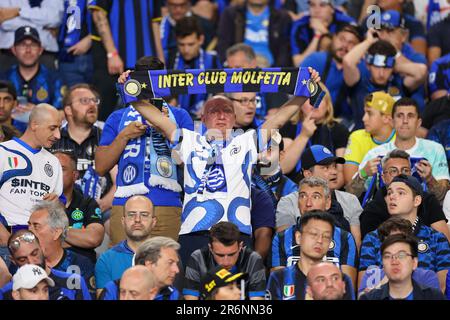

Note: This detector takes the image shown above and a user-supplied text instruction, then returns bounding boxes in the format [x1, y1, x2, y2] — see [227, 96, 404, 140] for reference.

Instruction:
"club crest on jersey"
[122, 164, 137, 185]
[418, 241, 429, 253]
[283, 285, 295, 298]
[44, 163, 53, 177]
[71, 209, 84, 221]
[7, 156, 19, 169]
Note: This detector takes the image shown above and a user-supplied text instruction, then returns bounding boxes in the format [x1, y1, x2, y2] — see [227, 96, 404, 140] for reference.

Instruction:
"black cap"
[14, 26, 41, 45]
[390, 174, 423, 197]
[301, 145, 345, 171]
[200, 266, 247, 300]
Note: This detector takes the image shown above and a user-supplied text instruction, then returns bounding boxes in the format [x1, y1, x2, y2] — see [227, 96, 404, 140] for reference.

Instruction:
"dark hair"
[381, 233, 418, 258]
[368, 40, 397, 58]
[175, 16, 204, 39]
[52, 149, 77, 171]
[135, 56, 165, 71]
[62, 83, 100, 108]
[381, 149, 410, 168]
[297, 210, 335, 235]
[336, 24, 364, 42]
[0, 125, 20, 142]
[209, 222, 241, 246]
[377, 216, 413, 242]
[392, 97, 420, 118]
[0, 80, 17, 99]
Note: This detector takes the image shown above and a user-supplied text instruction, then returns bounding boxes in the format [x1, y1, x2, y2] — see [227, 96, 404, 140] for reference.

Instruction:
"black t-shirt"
[280, 121, 349, 183]
[421, 95, 450, 130]
[427, 16, 450, 57]
[360, 187, 446, 238]
[66, 188, 103, 263]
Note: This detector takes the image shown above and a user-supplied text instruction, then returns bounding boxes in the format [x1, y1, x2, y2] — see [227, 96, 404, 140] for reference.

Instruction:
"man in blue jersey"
[359, 174, 450, 292]
[100, 236, 181, 300]
[1, 26, 66, 125]
[95, 56, 193, 245]
[291, 0, 356, 67]
[343, 30, 428, 130]
[266, 210, 355, 300]
[95, 195, 155, 296]
[272, 176, 358, 287]
[168, 16, 221, 117]
[428, 53, 450, 101]
[0, 229, 91, 300]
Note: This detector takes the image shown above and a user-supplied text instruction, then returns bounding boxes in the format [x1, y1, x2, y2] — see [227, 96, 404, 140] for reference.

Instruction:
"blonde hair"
[291, 84, 338, 127]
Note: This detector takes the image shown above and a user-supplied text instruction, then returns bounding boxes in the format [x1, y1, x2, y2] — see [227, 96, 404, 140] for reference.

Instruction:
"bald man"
[0, 103, 63, 249]
[306, 262, 347, 300]
[119, 266, 158, 300]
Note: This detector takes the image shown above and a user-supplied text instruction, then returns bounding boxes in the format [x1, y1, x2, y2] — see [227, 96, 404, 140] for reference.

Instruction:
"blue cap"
[390, 174, 423, 197]
[380, 10, 406, 29]
[301, 145, 345, 170]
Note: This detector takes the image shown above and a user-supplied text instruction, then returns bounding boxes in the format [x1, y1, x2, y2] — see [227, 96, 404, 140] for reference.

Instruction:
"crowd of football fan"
[0, 0, 449, 301]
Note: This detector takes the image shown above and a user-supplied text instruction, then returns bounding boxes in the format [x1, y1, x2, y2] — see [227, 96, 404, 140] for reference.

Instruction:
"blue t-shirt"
[427, 119, 450, 167]
[349, 62, 405, 130]
[401, 43, 427, 111]
[244, 6, 274, 67]
[429, 53, 450, 95]
[99, 105, 193, 206]
[291, 10, 355, 57]
[95, 240, 134, 289]
[301, 51, 351, 118]
[1, 64, 66, 109]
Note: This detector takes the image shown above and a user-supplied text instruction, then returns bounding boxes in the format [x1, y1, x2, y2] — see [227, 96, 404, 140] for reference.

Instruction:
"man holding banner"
[118, 65, 322, 264]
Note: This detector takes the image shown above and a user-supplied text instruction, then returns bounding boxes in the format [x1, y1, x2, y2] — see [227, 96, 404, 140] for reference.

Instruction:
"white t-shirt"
[0, 138, 63, 225]
[359, 137, 450, 182]
[174, 129, 257, 235]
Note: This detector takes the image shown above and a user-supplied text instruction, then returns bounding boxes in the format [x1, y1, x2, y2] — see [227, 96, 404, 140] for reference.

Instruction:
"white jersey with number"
[0, 138, 63, 225]
[175, 129, 258, 235]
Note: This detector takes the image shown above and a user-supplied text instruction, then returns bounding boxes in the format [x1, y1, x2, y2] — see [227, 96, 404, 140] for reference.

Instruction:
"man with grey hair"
[0, 103, 63, 267]
[360, 149, 450, 241]
[100, 236, 181, 300]
[119, 265, 159, 300]
[28, 200, 95, 296]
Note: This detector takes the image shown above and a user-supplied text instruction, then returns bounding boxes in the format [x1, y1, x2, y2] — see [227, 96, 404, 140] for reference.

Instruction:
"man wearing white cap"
[11, 264, 54, 300]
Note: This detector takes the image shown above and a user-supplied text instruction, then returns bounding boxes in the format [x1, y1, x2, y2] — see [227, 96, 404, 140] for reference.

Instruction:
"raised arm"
[343, 29, 378, 87]
[394, 54, 427, 91]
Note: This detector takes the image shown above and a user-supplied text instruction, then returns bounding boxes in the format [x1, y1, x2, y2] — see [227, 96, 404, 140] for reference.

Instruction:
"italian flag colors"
[8, 156, 18, 169]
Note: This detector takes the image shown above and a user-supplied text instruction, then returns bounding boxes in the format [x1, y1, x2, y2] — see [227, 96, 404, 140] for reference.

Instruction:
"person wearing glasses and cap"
[183, 221, 266, 300]
[0, 229, 91, 300]
[11, 264, 55, 300]
[360, 234, 445, 300]
[359, 174, 450, 293]
[199, 265, 248, 300]
[343, 29, 427, 130]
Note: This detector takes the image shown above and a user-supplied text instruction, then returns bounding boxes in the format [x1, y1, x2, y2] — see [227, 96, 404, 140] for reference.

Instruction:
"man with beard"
[51, 84, 116, 217]
[301, 24, 362, 121]
[0, 26, 66, 126]
[95, 195, 156, 297]
[0, 229, 91, 300]
[306, 261, 347, 300]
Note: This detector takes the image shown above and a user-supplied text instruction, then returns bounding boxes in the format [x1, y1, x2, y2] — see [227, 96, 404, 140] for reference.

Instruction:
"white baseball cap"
[13, 264, 55, 291]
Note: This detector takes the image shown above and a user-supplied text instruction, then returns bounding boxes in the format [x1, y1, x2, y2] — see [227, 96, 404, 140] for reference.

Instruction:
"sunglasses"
[9, 232, 36, 251]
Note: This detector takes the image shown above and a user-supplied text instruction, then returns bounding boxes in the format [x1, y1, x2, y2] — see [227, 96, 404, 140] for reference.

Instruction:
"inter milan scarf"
[119, 67, 325, 108]
[115, 105, 181, 198]
[58, 0, 88, 62]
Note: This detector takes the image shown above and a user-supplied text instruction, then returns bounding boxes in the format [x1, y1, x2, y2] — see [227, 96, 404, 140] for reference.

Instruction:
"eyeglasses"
[124, 211, 154, 220]
[383, 167, 411, 177]
[382, 251, 414, 261]
[303, 230, 332, 242]
[230, 97, 260, 106]
[72, 97, 100, 106]
[8, 232, 36, 251]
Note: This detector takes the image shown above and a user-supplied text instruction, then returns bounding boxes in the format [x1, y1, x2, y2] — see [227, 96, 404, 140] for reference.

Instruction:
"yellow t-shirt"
[344, 129, 396, 166]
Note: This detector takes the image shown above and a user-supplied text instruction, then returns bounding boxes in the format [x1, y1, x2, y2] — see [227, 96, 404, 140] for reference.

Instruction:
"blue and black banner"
[119, 67, 324, 107]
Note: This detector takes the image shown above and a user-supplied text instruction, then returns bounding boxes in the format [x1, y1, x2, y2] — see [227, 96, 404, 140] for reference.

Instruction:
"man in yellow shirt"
[343, 91, 396, 195]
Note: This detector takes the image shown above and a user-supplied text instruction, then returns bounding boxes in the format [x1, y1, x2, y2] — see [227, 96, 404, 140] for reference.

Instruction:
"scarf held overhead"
[119, 67, 325, 108]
